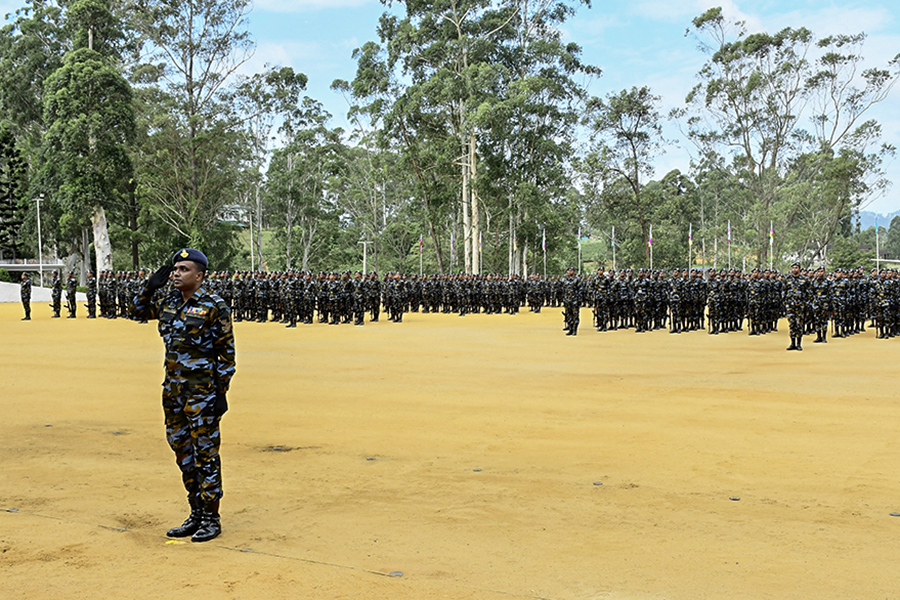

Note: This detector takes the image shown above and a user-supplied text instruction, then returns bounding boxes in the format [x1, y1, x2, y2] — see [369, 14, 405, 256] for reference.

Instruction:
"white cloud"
[628, 0, 699, 23]
[628, 0, 761, 28]
[252, 0, 374, 13]
[764, 5, 893, 37]
[237, 39, 342, 78]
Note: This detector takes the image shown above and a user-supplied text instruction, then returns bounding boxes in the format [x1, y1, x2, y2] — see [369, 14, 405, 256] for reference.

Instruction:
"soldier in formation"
[561, 267, 582, 336]
[86, 271, 97, 318]
[51, 271, 62, 317]
[20, 272, 31, 320]
[66, 271, 78, 318]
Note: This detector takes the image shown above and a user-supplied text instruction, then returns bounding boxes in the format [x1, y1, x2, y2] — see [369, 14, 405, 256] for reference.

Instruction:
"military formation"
[18, 264, 900, 351]
[573, 264, 900, 349]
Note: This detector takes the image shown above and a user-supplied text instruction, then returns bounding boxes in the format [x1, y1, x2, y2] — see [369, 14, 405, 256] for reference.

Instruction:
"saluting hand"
[147, 263, 174, 292]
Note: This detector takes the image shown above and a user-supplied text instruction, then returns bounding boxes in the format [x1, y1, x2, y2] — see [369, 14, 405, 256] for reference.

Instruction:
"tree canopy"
[0, 1, 897, 274]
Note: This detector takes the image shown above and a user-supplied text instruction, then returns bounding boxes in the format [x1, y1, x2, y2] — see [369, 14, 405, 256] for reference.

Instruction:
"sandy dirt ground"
[2, 301, 900, 599]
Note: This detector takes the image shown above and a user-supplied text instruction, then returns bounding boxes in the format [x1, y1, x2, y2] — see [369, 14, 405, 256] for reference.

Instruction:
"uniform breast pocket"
[184, 316, 206, 332]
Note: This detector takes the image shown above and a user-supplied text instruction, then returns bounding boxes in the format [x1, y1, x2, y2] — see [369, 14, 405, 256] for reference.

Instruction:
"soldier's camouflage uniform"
[561, 273, 582, 335]
[20, 276, 31, 319]
[51, 273, 62, 317]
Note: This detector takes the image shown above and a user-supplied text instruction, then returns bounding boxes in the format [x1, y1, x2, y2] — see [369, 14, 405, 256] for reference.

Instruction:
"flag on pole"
[689, 223, 693, 247]
[514, 231, 517, 251]
[450, 232, 454, 255]
[611, 225, 615, 248]
[419, 234, 423, 254]
[769, 222, 773, 246]
[727, 220, 731, 243]
[648, 225, 653, 247]
[478, 231, 482, 252]
[541, 228, 545, 251]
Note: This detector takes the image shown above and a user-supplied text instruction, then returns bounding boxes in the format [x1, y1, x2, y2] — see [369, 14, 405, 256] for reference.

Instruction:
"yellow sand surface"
[1, 302, 899, 599]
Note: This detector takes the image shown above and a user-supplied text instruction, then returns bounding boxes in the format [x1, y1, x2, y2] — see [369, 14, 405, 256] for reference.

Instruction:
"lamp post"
[35, 193, 43, 286]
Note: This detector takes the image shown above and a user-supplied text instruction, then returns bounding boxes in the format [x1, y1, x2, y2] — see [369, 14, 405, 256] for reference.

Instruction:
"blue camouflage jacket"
[133, 285, 235, 392]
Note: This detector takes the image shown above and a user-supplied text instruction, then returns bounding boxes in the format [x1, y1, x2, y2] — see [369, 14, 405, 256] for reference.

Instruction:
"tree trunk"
[461, 100, 472, 274]
[470, 134, 480, 274]
[81, 227, 90, 285]
[91, 204, 113, 274]
[254, 185, 264, 269]
[508, 198, 514, 274]
[462, 136, 471, 274]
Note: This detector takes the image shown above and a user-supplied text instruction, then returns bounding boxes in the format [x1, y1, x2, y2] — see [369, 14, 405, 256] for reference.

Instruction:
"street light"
[35, 193, 43, 287]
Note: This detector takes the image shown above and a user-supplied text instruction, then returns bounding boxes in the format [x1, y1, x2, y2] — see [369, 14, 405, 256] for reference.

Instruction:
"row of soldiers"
[35, 269, 146, 320]
[27, 265, 900, 346]
[561, 265, 900, 346]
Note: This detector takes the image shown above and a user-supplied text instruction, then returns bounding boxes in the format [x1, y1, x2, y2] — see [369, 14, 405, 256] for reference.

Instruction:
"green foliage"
[0, 0, 66, 154]
[3, 0, 898, 277]
[37, 47, 136, 213]
[0, 123, 29, 258]
[0, 268, 12, 282]
[679, 10, 900, 269]
[131, 0, 254, 255]
[828, 233, 873, 270]
[581, 86, 666, 265]
[883, 217, 900, 259]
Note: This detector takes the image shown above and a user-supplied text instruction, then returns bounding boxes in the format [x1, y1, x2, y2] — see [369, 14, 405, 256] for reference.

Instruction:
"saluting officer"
[132, 248, 235, 543]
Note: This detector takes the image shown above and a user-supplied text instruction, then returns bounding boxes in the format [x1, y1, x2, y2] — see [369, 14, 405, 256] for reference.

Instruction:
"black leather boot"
[167, 497, 202, 538]
[787, 337, 797, 351]
[191, 500, 221, 543]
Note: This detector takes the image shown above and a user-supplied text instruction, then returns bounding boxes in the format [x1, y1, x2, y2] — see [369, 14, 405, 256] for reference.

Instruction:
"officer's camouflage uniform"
[133, 284, 235, 506]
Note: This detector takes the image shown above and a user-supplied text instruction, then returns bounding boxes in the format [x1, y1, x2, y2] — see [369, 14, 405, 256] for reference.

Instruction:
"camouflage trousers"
[787, 311, 804, 339]
[563, 303, 580, 333]
[162, 377, 223, 504]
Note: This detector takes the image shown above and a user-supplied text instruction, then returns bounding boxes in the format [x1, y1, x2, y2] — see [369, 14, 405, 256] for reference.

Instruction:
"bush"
[0, 268, 12, 283]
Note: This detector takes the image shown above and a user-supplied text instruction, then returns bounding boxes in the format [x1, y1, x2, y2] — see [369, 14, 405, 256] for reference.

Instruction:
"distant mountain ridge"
[858, 210, 900, 231]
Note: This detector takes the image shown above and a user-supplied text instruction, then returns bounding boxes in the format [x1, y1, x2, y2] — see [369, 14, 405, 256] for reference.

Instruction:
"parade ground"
[2, 301, 899, 600]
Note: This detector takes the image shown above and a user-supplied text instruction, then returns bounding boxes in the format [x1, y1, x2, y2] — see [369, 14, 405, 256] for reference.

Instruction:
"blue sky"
[242, 0, 900, 216]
